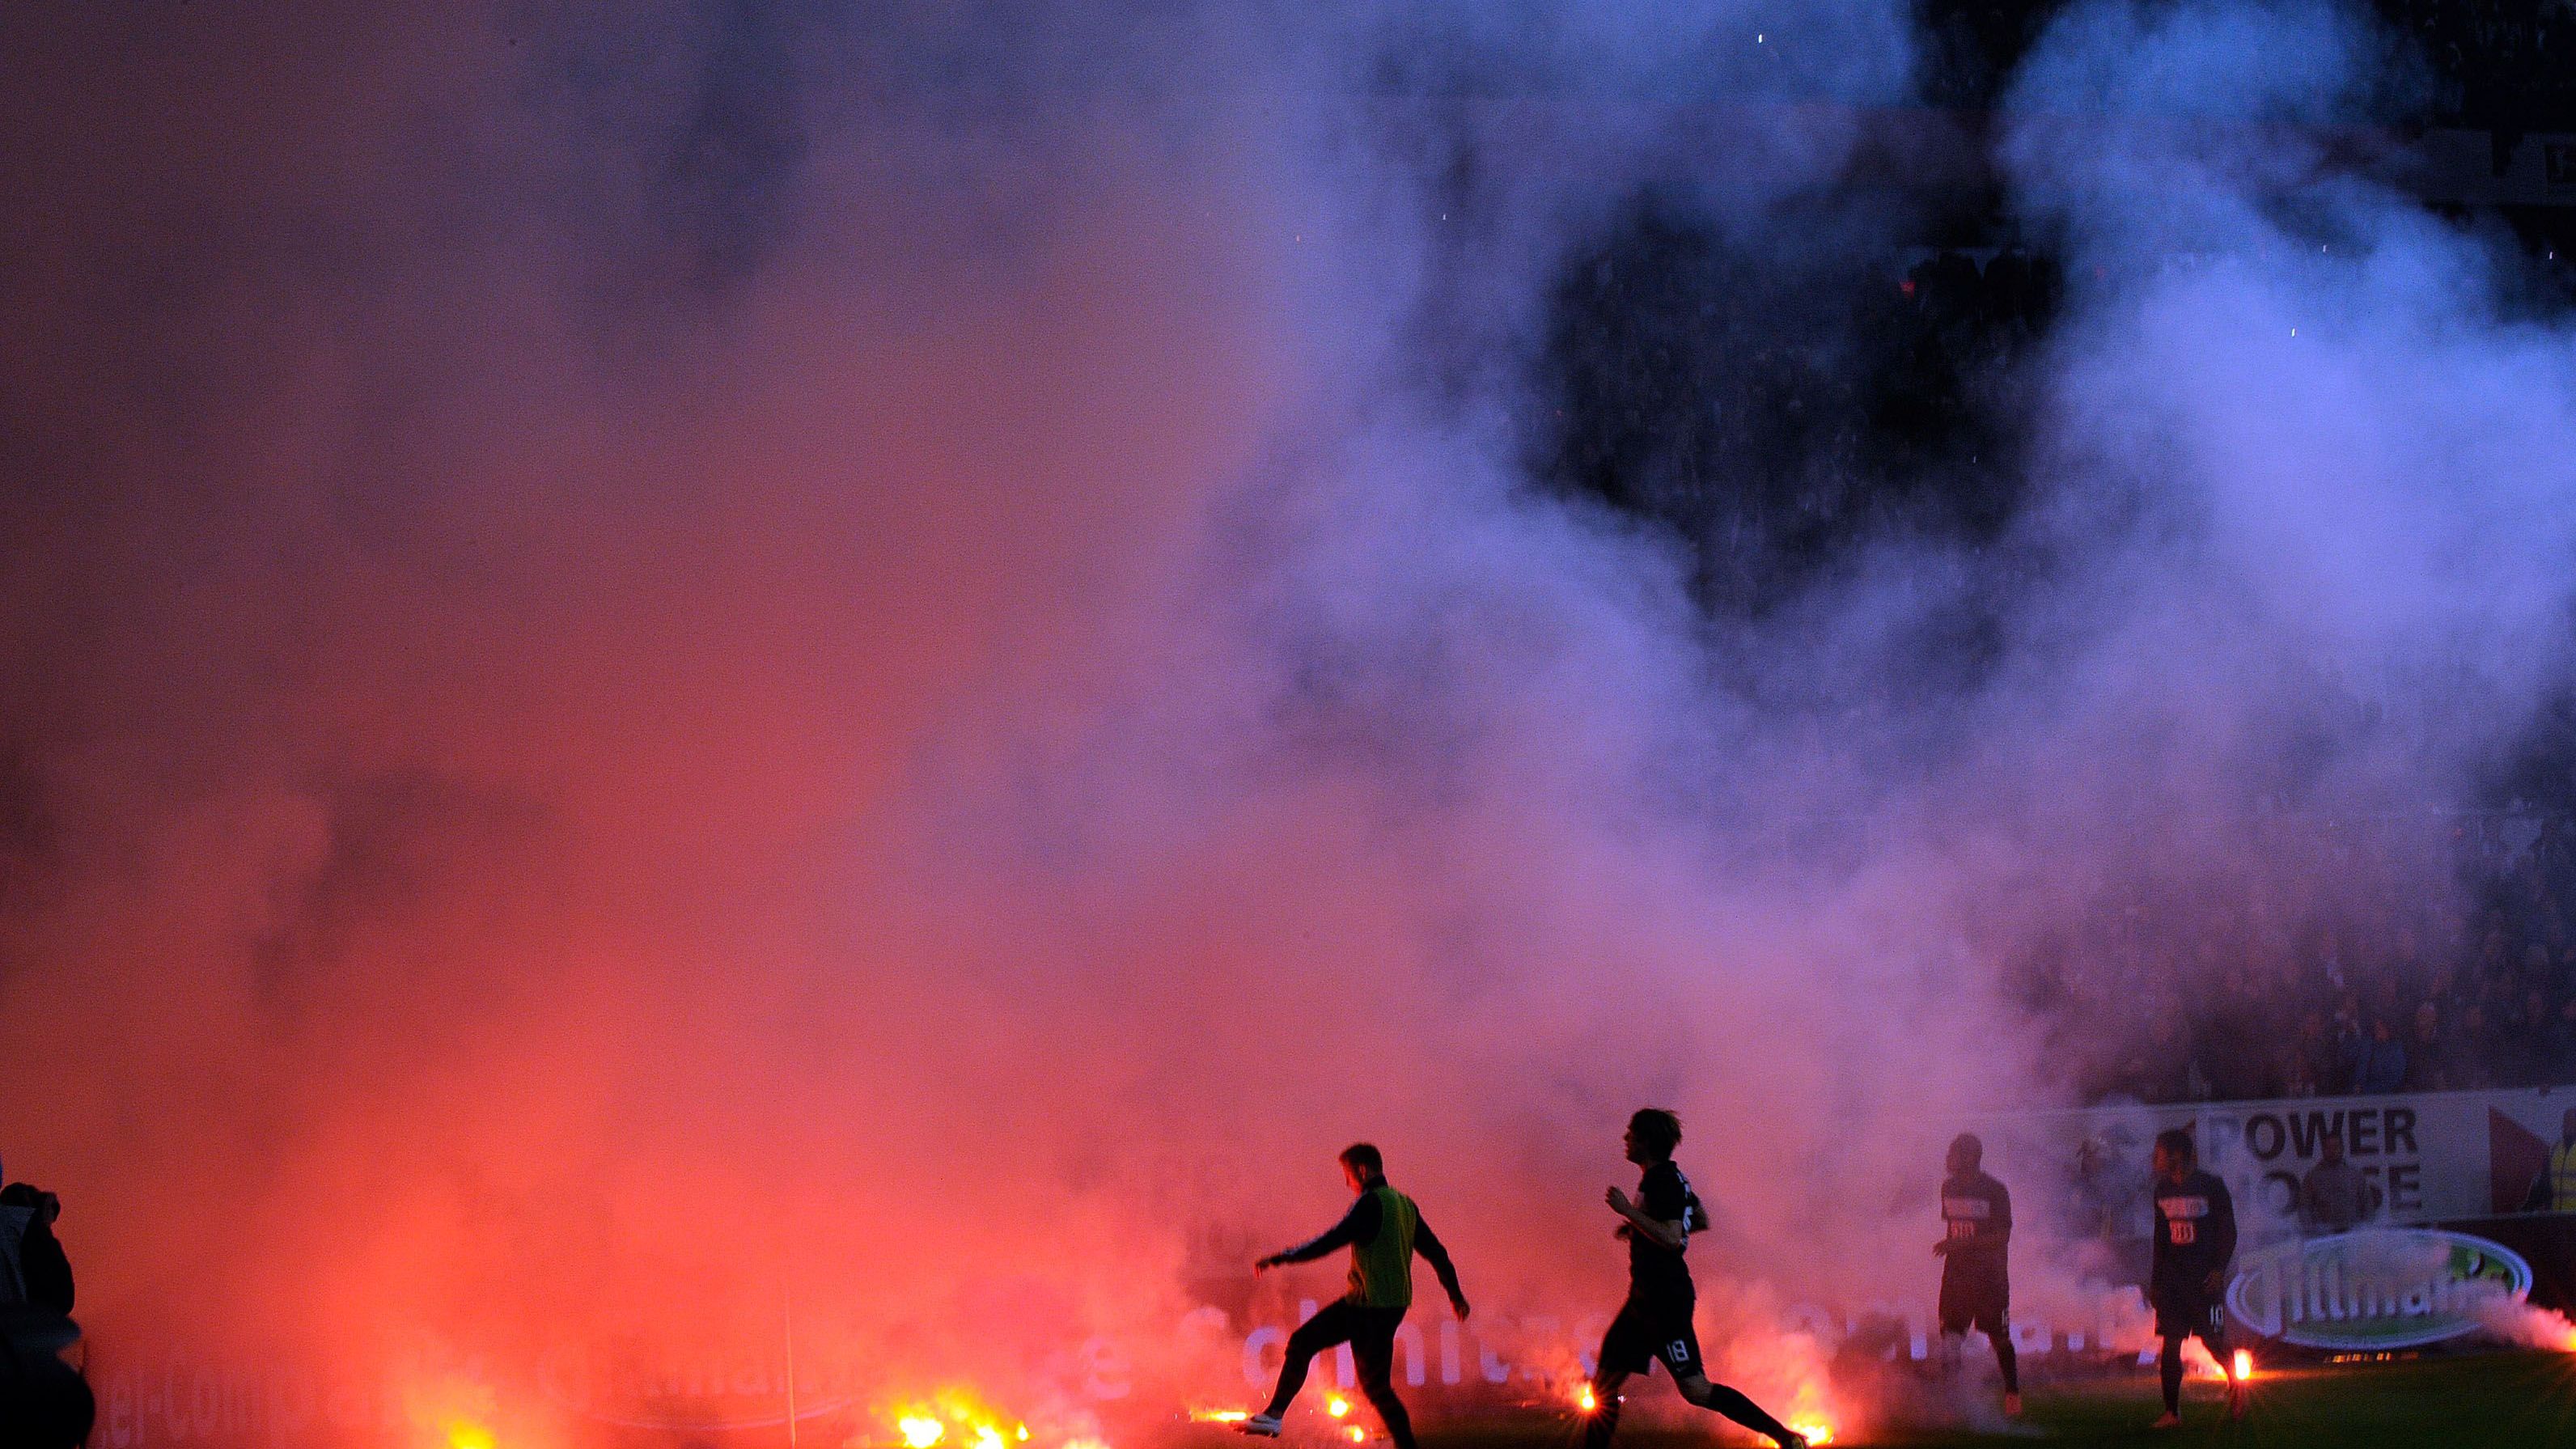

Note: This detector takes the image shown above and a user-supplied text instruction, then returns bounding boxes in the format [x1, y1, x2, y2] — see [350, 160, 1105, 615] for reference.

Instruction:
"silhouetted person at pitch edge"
[1238, 1144, 1468, 1448]
[2299, 1133, 2379, 1235]
[1934, 1133, 2019, 1417]
[0, 1151, 88, 1449]
[2519, 1107, 2576, 1212]
[2148, 1129, 2239, 1430]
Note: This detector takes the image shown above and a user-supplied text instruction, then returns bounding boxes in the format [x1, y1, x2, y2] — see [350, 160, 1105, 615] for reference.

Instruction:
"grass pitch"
[1408, 1352, 2576, 1448]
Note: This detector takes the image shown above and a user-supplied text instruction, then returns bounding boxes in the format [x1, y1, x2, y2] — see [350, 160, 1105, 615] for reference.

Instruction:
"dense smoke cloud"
[2, 0, 2574, 1443]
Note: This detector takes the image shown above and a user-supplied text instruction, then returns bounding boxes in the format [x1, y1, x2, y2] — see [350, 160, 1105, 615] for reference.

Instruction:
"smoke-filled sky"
[4, 0, 2574, 1440]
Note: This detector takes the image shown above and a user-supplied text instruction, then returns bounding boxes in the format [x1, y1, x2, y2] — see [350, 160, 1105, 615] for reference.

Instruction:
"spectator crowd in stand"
[1545, 235, 2576, 1110]
[2029, 812, 2576, 1106]
[1537, 3, 2576, 1112]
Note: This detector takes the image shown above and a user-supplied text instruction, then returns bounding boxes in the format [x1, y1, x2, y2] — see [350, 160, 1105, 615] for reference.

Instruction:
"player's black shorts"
[1597, 1296, 1701, 1379]
[2153, 1288, 2226, 1346]
[1938, 1270, 2009, 1338]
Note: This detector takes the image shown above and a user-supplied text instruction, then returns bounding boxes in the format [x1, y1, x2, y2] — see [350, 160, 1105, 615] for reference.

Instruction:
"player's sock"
[2159, 1337, 2183, 1414]
[1697, 1384, 1795, 1447]
[1993, 1336, 2019, 1395]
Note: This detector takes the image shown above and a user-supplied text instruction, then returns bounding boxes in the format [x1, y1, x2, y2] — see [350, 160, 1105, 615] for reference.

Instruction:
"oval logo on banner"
[2225, 1228, 2532, 1349]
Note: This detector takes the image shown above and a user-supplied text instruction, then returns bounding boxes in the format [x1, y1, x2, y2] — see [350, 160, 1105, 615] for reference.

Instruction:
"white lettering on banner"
[1243, 1326, 1284, 1386]
[1391, 1322, 1426, 1387]
[2226, 1228, 2532, 1349]
[1079, 1337, 1130, 1400]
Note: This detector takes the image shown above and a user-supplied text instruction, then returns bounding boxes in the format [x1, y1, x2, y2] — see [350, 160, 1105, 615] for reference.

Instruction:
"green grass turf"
[1400, 1352, 2576, 1448]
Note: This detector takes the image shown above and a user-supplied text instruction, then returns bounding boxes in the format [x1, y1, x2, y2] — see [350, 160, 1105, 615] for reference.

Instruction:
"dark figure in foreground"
[1241, 1144, 1468, 1447]
[1585, 1109, 1807, 1449]
[1934, 1133, 2019, 1417]
[0, 1155, 87, 1449]
[2148, 1129, 2240, 1430]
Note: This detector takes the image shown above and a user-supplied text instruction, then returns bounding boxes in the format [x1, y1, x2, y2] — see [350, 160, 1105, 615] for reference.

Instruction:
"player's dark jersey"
[1938, 1169, 2011, 1286]
[2150, 1169, 2237, 1296]
[1626, 1159, 1706, 1305]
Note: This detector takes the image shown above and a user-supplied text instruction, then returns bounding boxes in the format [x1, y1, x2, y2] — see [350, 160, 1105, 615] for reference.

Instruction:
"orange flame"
[1788, 1419, 1833, 1447]
[1574, 1384, 1599, 1414]
[2180, 1337, 2229, 1381]
[886, 1391, 1056, 1449]
[2231, 1349, 2253, 1382]
[1324, 1396, 1351, 1419]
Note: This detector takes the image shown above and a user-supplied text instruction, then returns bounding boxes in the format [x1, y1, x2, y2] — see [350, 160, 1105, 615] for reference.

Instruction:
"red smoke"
[10, 4, 2576, 1447]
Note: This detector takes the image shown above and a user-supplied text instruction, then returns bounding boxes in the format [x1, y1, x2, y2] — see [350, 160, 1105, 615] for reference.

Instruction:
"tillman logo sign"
[2225, 1228, 2532, 1350]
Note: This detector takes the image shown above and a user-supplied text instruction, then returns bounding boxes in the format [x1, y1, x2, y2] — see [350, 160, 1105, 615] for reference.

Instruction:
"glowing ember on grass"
[2231, 1349, 2253, 1382]
[1345, 1430, 1366, 1443]
[1324, 1396, 1351, 1419]
[1574, 1384, 1599, 1414]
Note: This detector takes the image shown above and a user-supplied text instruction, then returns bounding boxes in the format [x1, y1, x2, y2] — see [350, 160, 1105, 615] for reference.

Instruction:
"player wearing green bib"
[1241, 1144, 1470, 1447]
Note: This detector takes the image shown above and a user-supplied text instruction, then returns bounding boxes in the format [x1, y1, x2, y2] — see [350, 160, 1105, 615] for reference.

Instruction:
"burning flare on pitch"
[879, 1390, 1058, 1449]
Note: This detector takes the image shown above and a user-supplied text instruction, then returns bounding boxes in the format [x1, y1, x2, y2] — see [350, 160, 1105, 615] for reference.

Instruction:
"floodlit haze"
[2, 0, 2572, 1442]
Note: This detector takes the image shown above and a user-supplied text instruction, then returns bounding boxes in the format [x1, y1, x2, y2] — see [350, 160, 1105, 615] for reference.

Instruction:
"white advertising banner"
[1991, 1084, 2576, 1249]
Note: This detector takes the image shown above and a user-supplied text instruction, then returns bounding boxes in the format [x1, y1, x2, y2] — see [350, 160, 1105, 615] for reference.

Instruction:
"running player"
[1934, 1133, 2019, 1417]
[2148, 1128, 2241, 1429]
[1583, 1109, 1807, 1449]
[1239, 1144, 1469, 1447]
